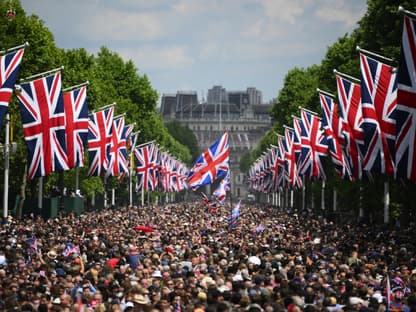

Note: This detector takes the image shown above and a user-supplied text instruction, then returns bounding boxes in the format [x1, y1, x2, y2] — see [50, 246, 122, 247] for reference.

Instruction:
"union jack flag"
[135, 144, 154, 191]
[292, 116, 303, 169]
[88, 106, 114, 176]
[276, 134, 287, 190]
[298, 110, 328, 180]
[159, 152, 171, 192]
[150, 144, 160, 190]
[123, 123, 134, 148]
[106, 116, 128, 177]
[16, 71, 69, 179]
[213, 170, 230, 204]
[283, 127, 302, 189]
[359, 53, 397, 176]
[396, 15, 416, 182]
[187, 132, 229, 189]
[0, 47, 25, 129]
[63, 86, 89, 169]
[336, 74, 364, 180]
[269, 146, 280, 192]
[228, 200, 241, 229]
[318, 91, 351, 179]
[62, 243, 80, 257]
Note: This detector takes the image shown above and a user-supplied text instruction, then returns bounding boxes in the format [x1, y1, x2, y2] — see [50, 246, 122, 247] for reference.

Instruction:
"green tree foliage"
[270, 65, 320, 129]
[0, 1, 192, 206]
[165, 119, 199, 164]
[262, 0, 416, 222]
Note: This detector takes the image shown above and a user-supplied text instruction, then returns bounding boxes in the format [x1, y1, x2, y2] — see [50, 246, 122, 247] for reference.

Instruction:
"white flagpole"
[20, 66, 64, 83]
[3, 114, 10, 219]
[321, 181, 325, 211]
[384, 181, 390, 224]
[129, 130, 140, 207]
[38, 177, 43, 211]
[0, 42, 29, 55]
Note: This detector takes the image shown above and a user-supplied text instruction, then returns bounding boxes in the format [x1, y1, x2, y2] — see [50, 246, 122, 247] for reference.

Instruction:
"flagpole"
[398, 6, 416, 19]
[38, 177, 43, 212]
[20, 66, 64, 82]
[316, 88, 335, 98]
[0, 42, 29, 55]
[91, 102, 116, 113]
[333, 69, 361, 83]
[356, 46, 395, 64]
[384, 181, 390, 224]
[299, 106, 321, 118]
[129, 130, 140, 207]
[62, 81, 89, 93]
[3, 114, 10, 220]
[136, 140, 156, 149]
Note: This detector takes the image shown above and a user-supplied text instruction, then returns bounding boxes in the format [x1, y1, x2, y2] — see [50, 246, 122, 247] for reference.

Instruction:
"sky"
[20, 0, 367, 104]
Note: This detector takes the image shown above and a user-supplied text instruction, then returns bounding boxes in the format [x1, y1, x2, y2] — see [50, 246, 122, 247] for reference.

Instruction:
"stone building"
[160, 86, 273, 199]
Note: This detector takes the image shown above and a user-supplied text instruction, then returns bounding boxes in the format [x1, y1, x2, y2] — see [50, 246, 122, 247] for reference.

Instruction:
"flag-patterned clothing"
[16, 71, 69, 179]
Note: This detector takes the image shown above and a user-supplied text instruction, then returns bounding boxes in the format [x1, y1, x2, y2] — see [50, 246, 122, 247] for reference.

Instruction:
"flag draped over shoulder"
[396, 15, 416, 182]
[88, 106, 114, 176]
[63, 85, 89, 169]
[187, 132, 230, 189]
[359, 52, 397, 176]
[16, 71, 69, 179]
[0, 47, 25, 129]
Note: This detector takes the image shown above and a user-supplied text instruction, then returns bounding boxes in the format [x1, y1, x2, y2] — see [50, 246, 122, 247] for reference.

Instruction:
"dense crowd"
[1, 202, 416, 312]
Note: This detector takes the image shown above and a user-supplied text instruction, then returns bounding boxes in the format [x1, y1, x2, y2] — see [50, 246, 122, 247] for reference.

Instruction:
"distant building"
[160, 86, 273, 199]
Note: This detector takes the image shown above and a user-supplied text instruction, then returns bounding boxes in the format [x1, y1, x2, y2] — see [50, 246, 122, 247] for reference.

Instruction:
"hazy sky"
[21, 0, 367, 103]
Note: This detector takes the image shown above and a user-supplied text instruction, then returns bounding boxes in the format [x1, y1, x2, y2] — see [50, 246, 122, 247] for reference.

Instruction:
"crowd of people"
[0, 201, 416, 312]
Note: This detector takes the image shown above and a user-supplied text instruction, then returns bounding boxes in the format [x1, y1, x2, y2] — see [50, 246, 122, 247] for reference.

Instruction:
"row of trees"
[242, 0, 416, 224]
[0, 1, 194, 207]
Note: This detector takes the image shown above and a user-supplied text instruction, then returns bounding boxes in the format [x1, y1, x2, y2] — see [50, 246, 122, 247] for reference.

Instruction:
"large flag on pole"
[396, 12, 416, 182]
[298, 109, 328, 180]
[0, 46, 25, 129]
[87, 106, 114, 176]
[213, 170, 230, 204]
[63, 85, 89, 169]
[16, 70, 69, 179]
[106, 115, 128, 177]
[359, 52, 397, 176]
[283, 127, 302, 189]
[135, 144, 154, 191]
[187, 132, 229, 189]
[318, 90, 351, 179]
[336, 73, 364, 180]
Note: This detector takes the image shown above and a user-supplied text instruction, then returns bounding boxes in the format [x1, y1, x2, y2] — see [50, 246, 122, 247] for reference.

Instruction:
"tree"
[165, 119, 199, 164]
